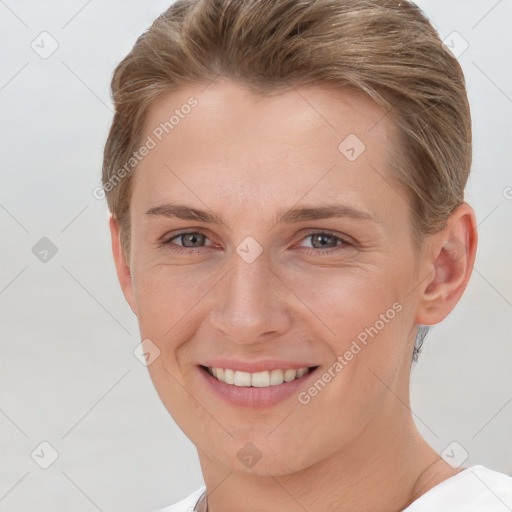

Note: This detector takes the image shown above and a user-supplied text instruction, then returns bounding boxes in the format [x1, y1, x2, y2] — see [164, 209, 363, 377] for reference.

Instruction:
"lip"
[197, 363, 319, 409]
[200, 359, 315, 373]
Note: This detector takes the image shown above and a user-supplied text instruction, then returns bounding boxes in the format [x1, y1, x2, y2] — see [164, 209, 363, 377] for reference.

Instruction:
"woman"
[102, 0, 512, 510]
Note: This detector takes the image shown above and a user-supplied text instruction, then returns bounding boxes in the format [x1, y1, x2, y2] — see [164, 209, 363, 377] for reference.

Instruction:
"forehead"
[133, 79, 402, 221]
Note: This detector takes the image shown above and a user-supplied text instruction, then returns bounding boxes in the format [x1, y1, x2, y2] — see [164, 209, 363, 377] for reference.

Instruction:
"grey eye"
[175, 232, 206, 247]
[309, 233, 339, 249]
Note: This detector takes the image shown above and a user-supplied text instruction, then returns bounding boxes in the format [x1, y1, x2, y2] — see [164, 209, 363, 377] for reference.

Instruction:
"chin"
[200, 434, 324, 477]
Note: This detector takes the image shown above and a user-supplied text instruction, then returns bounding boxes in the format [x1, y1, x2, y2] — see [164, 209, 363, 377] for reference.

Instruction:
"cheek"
[132, 258, 210, 318]
[288, 265, 414, 399]
[289, 266, 406, 345]
[130, 261, 220, 369]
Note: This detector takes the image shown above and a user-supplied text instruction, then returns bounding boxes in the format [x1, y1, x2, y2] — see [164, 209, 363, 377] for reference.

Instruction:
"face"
[117, 79, 430, 475]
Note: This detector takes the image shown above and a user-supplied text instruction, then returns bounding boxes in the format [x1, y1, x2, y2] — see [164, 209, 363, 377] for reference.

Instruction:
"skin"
[110, 79, 477, 512]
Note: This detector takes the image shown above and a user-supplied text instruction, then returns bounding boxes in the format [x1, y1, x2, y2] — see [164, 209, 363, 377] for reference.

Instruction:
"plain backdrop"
[1, 1, 511, 511]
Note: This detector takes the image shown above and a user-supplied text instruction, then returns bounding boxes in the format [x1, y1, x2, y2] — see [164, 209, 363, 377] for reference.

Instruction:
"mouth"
[200, 365, 319, 387]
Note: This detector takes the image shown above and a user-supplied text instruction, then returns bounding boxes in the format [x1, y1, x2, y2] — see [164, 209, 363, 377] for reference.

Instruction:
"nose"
[208, 251, 292, 345]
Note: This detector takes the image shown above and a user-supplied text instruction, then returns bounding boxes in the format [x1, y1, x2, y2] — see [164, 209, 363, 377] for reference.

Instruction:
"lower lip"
[197, 366, 319, 408]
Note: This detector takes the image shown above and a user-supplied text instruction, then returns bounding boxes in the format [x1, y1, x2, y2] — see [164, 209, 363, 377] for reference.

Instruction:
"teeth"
[234, 370, 251, 387]
[224, 368, 235, 384]
[270, 369, 284, 385]
[283, 369, 297, 382]
[207, 366, 311, 387]
[251, 371, 270, 387]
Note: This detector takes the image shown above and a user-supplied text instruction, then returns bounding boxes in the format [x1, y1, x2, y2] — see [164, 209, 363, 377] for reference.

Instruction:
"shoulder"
[155, 486, 206, 512]
[404, 465, 512, 511]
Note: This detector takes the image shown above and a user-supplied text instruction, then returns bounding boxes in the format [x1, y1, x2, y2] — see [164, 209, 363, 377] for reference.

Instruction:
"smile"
[204, 366, 316, 387]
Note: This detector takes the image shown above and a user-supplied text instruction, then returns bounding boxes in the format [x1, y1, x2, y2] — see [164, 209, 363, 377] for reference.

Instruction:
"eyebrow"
[145, 203, 374, 224]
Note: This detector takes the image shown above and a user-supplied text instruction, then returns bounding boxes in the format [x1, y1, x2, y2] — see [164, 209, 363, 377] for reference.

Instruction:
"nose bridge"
[209, 247, 290, 343]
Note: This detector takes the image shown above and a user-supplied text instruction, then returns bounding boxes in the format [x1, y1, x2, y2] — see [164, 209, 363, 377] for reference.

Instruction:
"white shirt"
[157, 465, 512, 512]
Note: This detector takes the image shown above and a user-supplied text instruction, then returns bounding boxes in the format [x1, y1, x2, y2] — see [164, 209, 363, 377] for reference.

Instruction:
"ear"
[415, 203, 478, 326]
[109, 216, 137, 315]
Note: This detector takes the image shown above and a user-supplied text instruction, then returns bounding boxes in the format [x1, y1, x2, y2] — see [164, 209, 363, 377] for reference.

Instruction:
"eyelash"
[159, 230, 353, 256]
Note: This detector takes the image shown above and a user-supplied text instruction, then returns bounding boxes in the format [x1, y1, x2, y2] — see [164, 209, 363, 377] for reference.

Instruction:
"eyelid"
[297, 228, 355, 247]
[160, 227, 214, 245]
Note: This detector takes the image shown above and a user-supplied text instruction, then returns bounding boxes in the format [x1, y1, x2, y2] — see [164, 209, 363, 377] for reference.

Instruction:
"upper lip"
[200, 359, 317, 373]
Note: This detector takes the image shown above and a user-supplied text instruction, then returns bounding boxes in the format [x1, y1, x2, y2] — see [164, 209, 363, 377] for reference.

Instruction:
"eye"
[160, 230, 214, 253]
[171, 232, 207, 248]
[159, 229, 352, 255]
[298, 231, 352, 255]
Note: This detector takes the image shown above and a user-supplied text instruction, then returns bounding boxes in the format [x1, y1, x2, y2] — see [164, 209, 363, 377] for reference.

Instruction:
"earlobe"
[109, 216, 137, 315]
[415, 203, 477, 326]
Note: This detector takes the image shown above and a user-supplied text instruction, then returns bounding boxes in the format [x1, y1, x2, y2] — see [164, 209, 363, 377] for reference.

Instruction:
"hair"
[102, 0, 472, 361]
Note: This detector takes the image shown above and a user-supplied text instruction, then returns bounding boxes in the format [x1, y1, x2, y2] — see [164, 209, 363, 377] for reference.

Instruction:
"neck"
[196, 395, 457, 512]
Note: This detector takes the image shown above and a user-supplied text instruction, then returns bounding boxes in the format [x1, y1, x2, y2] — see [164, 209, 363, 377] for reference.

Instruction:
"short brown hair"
[102, 0, 472, 358]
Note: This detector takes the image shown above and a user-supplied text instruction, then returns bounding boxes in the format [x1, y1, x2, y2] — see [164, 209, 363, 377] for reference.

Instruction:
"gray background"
[0, 1, 511, 511]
